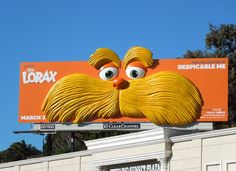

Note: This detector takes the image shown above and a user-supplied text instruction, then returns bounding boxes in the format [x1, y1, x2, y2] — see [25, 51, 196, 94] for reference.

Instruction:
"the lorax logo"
[41, 46, 202, 126]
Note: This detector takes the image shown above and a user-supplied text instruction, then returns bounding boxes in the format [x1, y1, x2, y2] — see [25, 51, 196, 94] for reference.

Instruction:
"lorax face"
[41, 46, 202, 126]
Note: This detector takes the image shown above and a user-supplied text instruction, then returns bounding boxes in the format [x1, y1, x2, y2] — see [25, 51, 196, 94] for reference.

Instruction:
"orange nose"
[113, 77, 127, 89]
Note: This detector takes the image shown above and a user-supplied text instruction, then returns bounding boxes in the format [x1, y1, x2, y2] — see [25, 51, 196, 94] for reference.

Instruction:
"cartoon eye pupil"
[105, 70, 113, 79]
[126, 66, 146, 79]
[130, 70, 138, 78]
[99, 67, 118, 80]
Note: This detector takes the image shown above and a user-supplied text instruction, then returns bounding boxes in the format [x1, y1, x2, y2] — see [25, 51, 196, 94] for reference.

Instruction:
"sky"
[0, 0, 235, 151]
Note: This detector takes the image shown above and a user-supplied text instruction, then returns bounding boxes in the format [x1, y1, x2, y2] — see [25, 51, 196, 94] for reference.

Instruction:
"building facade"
[1, 127, 236, 171]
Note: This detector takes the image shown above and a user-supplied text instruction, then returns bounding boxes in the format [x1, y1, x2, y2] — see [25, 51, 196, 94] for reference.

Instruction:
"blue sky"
[0, 0, 235, 151]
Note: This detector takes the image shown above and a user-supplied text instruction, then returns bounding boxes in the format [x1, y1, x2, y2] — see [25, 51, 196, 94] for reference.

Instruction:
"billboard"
[19, 48, 228, 126]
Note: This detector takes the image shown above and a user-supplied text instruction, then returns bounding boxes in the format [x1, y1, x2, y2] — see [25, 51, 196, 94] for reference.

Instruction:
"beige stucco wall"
[0, 153, 89, 171]
[48, 157, 81, 171]
[91, 143, 165, 161]
[170, 139, 202, 171]
[1, 128, 236, 171]
[0, 167, 18, 171]
[202, 134, 236, 171]
[80, 155, 92, 171]
[170, 129, 236, 171]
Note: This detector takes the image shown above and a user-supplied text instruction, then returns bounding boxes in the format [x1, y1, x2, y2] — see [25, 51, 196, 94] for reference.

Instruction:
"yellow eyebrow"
[123, 46, 153, 69]
[89, 48, 120, 69]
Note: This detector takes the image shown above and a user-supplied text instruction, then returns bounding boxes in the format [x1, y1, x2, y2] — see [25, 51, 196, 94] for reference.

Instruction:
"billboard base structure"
[7, 127, 236, 171]
[13, 122, 213, 135]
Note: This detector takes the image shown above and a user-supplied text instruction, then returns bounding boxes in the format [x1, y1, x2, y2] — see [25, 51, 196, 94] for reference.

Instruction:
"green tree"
[0, 140, 42, 163]
[43, 131, 130, 156]
[184, 24, 236, 128]
[43, 132, 87, 156]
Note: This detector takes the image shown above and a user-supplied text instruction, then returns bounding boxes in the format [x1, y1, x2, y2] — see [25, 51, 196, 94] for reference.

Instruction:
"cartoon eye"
[126, 67, 146, 79]
[99, 67, 118, 80]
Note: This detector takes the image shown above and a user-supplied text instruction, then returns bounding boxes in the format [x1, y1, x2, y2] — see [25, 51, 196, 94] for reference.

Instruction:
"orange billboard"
[19, 58, 228, 124]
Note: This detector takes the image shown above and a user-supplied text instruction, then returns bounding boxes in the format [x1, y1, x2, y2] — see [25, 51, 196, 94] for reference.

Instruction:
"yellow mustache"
[41, 71, 202, 126]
